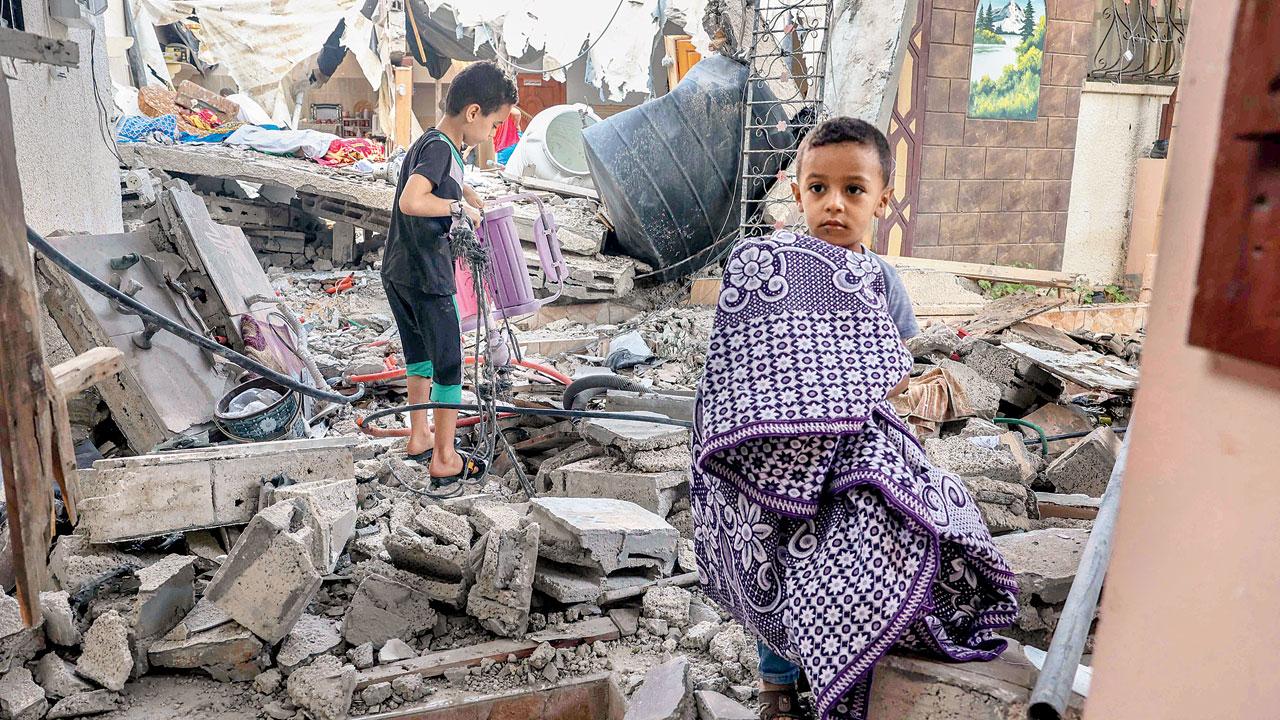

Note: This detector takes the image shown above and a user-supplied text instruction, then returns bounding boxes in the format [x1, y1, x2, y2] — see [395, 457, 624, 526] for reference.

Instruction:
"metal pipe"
[1028, 428, 1132, 719]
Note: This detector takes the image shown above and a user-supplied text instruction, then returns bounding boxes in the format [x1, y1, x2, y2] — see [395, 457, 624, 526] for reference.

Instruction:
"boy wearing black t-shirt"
[382, 61, 517, 483]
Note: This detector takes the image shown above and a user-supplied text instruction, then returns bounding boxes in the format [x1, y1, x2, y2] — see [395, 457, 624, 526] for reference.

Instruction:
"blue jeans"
[758, 641, 801, 685]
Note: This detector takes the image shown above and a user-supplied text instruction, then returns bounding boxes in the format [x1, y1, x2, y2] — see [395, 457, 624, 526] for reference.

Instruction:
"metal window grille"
[1089, 0, 1190, 85]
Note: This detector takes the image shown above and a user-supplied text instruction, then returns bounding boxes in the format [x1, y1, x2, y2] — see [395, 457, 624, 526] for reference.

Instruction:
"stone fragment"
[45, 690, 121, 718]
[287, 655, 356, 720]
[276, 614, 342, 672]
[530, 498, 678, 575]
[272, 477, 358, 573]
[694, 690, 755, 720]
[75, 611, 131, 692]
[622, 656, 695, 720]
[466, 522, 540, 638]
[964, 476, 1031, 535]
[47, 536, 140, 597]
[709, 625, 752, 666]
[378, 638, 416, 664]
[347, 642, 374, 670]
[960, 340, 1019, 389]
[204, 499, 323, 643]
[148, 621, 264, 671]
[546, 457, 689, 517]
[580, 414, 690, 455]
[469, 501, 528, 536]
[391, 674, 424, 701]
[528, 643, 555, 670]
[609, 608, 640, 637]
[351, 559, 468, 609]
[342, 574, 437, 647]
[643, 586, 692, 627]
[993, 529, 1090, 606]
[0, 668, 47, 720]
[131, 554, 196, 640]
[361, 682, 393, 706]
[680, 622, 723, 651]
[1045, 428, 1121, 497]
[676, 540, 698, 574]
[38, 592, 79, 647]
[532, 562, 649, 604]
[416, 505, 473, 549]
[924, 436, 1025, 485]
[254, 668, 283, 694]
[937, 358, 1000, 420]
[688, 598, 719, 627]
[384, 528, 470, 581]
[907, 323, 962, 360]
[34, 653, 92, 700]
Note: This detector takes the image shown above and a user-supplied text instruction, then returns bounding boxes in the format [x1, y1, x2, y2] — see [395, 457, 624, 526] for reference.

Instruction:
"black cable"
[88, 25, 125, 166]
[26, 225, 365, 405]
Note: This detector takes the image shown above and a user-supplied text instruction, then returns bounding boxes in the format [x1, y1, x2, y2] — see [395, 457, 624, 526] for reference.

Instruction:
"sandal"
[758, 689, 813, 720]
[406, 438, 461, 464]
[428, 451, 488, 488]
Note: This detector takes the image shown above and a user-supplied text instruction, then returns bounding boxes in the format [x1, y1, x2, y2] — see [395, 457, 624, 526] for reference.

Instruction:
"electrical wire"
[87, 25, 125, 166]
[491, 0, 627, 75]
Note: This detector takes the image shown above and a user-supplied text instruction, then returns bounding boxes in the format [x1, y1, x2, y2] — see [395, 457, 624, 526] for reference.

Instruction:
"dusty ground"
[99, 675, 259, 720]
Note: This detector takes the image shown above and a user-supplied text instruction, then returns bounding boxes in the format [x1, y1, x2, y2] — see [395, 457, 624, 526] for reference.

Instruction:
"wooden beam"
[505, 174, 600, 201]
[51, 347, 124, 399]
[393, 66, 413, 152]
[882, 255, 1076, 288]
[0, 27, 79, 68]
[0, 77, 61, 625]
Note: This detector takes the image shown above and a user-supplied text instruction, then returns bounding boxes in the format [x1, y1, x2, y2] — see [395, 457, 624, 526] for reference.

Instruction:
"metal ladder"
[737, 0, 835, 238]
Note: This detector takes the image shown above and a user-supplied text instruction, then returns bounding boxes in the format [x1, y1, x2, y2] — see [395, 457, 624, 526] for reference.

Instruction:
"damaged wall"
[826, 0, 916, 128]
[9, 1, 123, 235]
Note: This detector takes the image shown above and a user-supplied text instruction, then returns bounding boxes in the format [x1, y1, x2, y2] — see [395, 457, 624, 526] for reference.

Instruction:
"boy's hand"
[463, 204, 483, 227]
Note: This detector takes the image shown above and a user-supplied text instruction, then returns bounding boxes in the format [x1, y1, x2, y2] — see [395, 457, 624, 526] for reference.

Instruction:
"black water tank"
[583, 55, 796, 281]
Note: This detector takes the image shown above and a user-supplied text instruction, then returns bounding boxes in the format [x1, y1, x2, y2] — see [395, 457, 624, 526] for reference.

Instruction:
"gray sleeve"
[878, 259, 920, 339]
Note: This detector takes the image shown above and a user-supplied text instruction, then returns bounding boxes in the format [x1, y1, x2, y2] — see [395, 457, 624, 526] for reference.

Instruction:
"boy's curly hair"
[444, 61, 519, 116]
[795, 117, 893, 186]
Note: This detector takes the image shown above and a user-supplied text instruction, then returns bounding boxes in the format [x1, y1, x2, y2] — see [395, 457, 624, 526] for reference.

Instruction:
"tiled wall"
[910, 0, 1095, 269]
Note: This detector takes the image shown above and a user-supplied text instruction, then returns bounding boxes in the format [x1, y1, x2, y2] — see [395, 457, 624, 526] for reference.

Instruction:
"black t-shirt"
[381, 129, 464, 295]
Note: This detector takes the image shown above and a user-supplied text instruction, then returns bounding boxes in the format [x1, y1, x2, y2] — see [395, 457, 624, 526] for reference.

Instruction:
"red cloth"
[494, 114, 520, 153]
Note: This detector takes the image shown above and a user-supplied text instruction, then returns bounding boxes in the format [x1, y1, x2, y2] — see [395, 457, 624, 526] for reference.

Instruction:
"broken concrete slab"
[377, 639, 416, 665]
[580, 414, 690, 456]
[622, 656, 695, 720]
[936, 359, 1000, 420]
[629, 445, 694, 474]
[546, 456, 689, 518]
[342, 574, 437, 648]
[643, 586, 692, 627]
[131, 554, 195, 640]
[48, 535, 141, 596]
[924, 436, 1026, 486]
[469, 501, 528, 536]
[1020, 403, 1094, 456]
[384, 527, 471, 581]
[530, 498, 678, 576]
[1035, 492, 1101, 521]
[176, 598, 233, 635]
[532, 562, 650, 605]
[271, 477, 357, 574]
[694, 690, 754, 720]
[276, 614, 342, 673]
[148, 621, 264, 671]
[45, 689, 121, 719]
[0, 667, 48, 720]
[608, 608, 639, 638]
[286, 654, 356, 720]
[993, 528, 1090, 606]
[351, 559, 468, 609]
[75, 611, 132, 692]
[0, 592, 44, 676]
[78, 437, 356, 544]
[964, 477, 1031, 535]
[39, 592, 80, 647]
[415, 505, 473, 549]
[466, 522, 540, 638]
[34, 653, 93, 700]
[960, 340, 1020, 389]
[1045, 428, 1121, 497]
[204, 499, 323, 643]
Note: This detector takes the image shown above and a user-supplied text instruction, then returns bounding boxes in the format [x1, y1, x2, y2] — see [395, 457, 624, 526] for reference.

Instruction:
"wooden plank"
[352, 616, 619, 689]
[0, 77, 57, 625]
[1003, 341, 1140, 393]
[0, 27, 79, 67]
[882, 255, 1075, 288]
[506, 174, 600, 201]
[961, 293, 1067, 337]
[50, 347, 125, 399]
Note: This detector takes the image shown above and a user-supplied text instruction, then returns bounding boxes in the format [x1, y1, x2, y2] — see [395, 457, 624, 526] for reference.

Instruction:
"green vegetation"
[975, 27, 1006, 45]
[969, 15, 1046, 120]
[978, 279, 1040, 299]
[977, 3, 994, 32]
[1020, 0, 1037, 40]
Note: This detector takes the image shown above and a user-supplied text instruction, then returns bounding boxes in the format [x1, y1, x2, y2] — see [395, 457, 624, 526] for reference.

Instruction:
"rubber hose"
[562, 374, 649, 410]
[994, 417, 1048, 456]
[359, 402, 693, 430]
[26, 225, 365, 405]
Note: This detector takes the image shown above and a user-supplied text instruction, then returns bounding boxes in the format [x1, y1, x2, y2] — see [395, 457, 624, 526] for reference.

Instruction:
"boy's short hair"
[795, 117, 893, 187]
[444, 61, 519, 117]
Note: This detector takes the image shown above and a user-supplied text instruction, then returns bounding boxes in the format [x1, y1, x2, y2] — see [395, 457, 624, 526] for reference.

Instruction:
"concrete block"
[580, 414, 690, 455]
[131, 554, 195, 640]
[964, 477, 1031, 535]
[39, 592, 80, 647]
[961, 340, 1020, 389]
[993, 528, 1090, 606]
[469, 501, 528, 536]
[385, 527, 470, 581]
[547, 456, 689, 517]
[0, 668, 47, 720]
[48, 535, 140, 596]
[643, 586, 692, 627]
[1045, 428, 1121, 497]
[342, 574, 437, 647]
[350, 559, 468, 609]
[286, 654, 356, 720]
[937, 358, 1000, 420]
[75, 611, 131, 692]
[925, 436, 1025, 486]
[148, 621, 264, 670]
[46, 690, 121, 718]
[276, 614, 342, 672]
[623, 656, 695, 720]
[79, 437, 356, 543]
[34, 653, 93, 700]
[608, 608, 640, 637]
[272, 477, 357, 573]
[416, 505, 473, 549]
[466, 522, 540, 638]
[695, 690, 754, 720]
[0, 593, 43, 675]
[530, 498, 678, 575]
[377, 639, 415, 664]
[204, 499, 323, 643]
[532, 562, 649, 604]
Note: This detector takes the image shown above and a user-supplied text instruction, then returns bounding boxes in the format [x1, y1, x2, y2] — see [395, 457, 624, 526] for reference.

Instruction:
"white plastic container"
[504, 104, 601, 189]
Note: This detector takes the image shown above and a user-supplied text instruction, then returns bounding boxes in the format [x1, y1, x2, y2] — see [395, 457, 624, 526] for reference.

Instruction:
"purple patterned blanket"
[691, 231, 1019, 719]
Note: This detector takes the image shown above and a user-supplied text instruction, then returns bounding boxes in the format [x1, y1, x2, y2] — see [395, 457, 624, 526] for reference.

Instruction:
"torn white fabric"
[226, 93, 274, 126]
[125, 0, 172, 85]
[224, 126, 337, 159]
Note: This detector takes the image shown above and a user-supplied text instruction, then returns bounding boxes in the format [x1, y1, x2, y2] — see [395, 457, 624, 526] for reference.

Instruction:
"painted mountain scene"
[968, 0, 1048, 120]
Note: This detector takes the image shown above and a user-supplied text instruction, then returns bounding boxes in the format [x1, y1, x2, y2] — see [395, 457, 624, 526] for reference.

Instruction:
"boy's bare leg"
[406, 376, 434, 455]
[429, 408, 463, 477]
